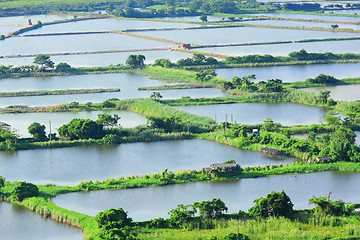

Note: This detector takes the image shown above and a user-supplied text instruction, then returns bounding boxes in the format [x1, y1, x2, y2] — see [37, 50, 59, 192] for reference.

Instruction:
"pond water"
[200, 39, 360, 56]
[244, 19, 360, 30]
[175, 103, 338, 125]
[53, 171, 360, 221]
[324, 9, 360, 15]
[246, 13, 360, 22]
[26, 18, 199, 34]
[215, 63, 360, 82]
[138, 26, 360, 45]
[301, 84, 360, 101]
[0, 139, 295, 185]
[0, 33, 175, 56]
[0, 202, 83, 240]
[0, 73, 228, 107]
[0, 110, 148, 138]
[0, 14, 73, 34]
[0, 50, 192, 67]
[0, 14, 74, 26]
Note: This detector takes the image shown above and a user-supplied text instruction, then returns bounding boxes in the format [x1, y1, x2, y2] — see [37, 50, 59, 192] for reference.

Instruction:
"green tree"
[33, 55, 54, 69]
[154, 59, 173, 68]
[262, 118, 280, 132]
[319, 90, 331, 104]
[95, 208, 135, 239]
[169, 204, 196, 227]
[28, 122, 47, 141]
[0, 176, 5, 192]
[200, 14, 208, 22]
[58, 118, 105, 140]
[55, 63, 73, 72]
[125, 54, 146, 68]
[324, 110, 340, 127]
[150, 91, 163, 100]
[12, 182, 39, 201]
[309, 196, 353, 216]
[193, 198, 228, 219]
[96, 113, 120, 128]
[248, 190, 294, 218]
[95, 208, 132, 229]
[0, 35, 5, 40]
[192, 53, 206, 65]
[195, 70, 213, 82]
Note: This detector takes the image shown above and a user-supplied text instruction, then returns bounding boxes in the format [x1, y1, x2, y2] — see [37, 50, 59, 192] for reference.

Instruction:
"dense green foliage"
[28, 122, 47, 141]
[126, 54, 146, 69]
[58, 118, 105, 140]
[12, 182, 39, 201]
[309, 196, 354, 217]
[248, 190, 294, 218]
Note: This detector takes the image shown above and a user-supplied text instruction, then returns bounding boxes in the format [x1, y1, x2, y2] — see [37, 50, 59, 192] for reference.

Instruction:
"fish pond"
[215, 63, 360, 82]
[138, 26, 360, 45]
[302, 84, 360, 102]
[53, 171, 360, 221]
[0, 202, 83, 240]
[0, 139, 295, 185]
[200, 39, 360, 56]
[0, 73, 228, 107]
[175, 103, 341, 125]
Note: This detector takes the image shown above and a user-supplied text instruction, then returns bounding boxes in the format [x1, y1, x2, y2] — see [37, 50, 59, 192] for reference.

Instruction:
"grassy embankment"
[0, 88, 120, 97]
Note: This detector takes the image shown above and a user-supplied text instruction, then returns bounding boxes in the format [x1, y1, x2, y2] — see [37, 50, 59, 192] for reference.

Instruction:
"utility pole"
[327, 191, 332, 200]
[49, 121, 52, 142]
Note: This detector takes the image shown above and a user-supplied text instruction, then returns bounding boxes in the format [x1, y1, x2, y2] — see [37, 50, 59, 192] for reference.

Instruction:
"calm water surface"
[138, 27, 360, 45]
[0, 202, 83, 240]
[175, 103, 338, 125]
[53, 171, 360, 221]
[0, 139, 295, 185]
[26, 18, 199, 34]
[0, 73, 228, 107]
[302, 84, 360, 101]
[0, 14, 73, 35]
[201, 39, 360, 56]
[215, 63, 360, 82]
[244, 19, 360, 30]
[246, 13, 360, 22]
[0, 110, 148, 137]
[0, 33, 175, 56]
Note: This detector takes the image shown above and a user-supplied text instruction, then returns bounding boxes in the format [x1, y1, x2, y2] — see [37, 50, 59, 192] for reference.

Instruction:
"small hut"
[209, 163, 237, 175]
[180, 43, 191, 49]
[0, 122, 10, 128]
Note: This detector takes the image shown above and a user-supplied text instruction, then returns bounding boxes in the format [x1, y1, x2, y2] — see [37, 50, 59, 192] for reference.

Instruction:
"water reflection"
[53, 171, 360, 221]
[0, 139, 295, 185]
[0, 202, 83, 240]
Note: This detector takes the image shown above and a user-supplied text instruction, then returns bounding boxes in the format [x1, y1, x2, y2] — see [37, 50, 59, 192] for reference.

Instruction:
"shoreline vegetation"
[2, 8, 360, 239]
[0, 88, 120, 98]
[2, 160, 360, 239]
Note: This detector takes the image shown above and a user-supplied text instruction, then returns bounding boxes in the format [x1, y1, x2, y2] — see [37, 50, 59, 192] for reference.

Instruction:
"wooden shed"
[180, 43, 191, 49]
[0, 122, 10, 128]
[209, 163, 237, 175]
